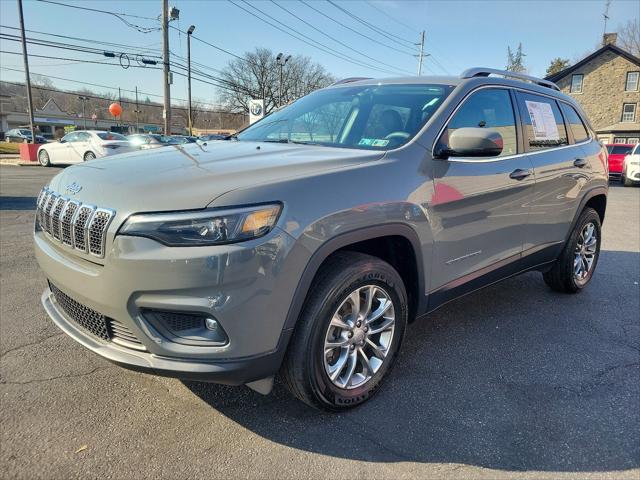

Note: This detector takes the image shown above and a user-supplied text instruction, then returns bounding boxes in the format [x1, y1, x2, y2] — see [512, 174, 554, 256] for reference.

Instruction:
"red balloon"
[109, 103, 122, 117]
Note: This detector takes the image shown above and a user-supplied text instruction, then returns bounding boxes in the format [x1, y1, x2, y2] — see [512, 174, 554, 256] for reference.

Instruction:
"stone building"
[546, 34, 640, 145]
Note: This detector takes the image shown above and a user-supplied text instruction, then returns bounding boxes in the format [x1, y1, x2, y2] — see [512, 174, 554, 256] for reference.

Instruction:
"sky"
[0, 0, 638, 110]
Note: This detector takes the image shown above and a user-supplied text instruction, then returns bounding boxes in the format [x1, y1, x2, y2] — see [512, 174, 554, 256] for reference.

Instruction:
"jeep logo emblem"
[64, 182, 82, 195]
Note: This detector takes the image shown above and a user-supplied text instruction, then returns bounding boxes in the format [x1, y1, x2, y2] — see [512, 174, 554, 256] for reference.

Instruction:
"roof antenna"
[602, 0, 611, 44]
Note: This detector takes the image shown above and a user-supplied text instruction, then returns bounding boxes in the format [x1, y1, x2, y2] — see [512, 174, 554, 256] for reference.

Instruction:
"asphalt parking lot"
[0, 164, 638, 480]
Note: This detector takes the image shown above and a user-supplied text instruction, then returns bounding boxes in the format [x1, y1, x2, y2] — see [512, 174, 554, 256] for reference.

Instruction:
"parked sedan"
[128, 134, 181, 149]
[37, 131, 134, 166]
[4, 128, 47, 144]
[606, 144, 635, 178]
[621, 143, 640, 186]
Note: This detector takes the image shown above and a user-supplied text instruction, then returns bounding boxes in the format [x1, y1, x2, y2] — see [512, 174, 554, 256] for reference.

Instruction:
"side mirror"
[435, 127, 503, 159]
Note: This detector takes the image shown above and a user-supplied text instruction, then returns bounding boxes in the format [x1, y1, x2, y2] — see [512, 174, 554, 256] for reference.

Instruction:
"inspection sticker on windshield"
[525, 100, 559, 141]
[358, 138, 389, 147]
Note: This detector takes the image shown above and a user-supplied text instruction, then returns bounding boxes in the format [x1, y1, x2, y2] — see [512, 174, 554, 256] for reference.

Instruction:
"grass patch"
[0, 143, 20, 154]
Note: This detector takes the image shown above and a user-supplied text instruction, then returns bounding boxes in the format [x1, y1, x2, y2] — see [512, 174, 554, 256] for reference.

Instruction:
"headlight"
[119, 203, 281, 246]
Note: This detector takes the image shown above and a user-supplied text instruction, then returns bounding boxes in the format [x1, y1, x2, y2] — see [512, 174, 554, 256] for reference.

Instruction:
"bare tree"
[218, 48, 334, 115]
[506, 43, 527, 73]
[617, 19, 640, 56]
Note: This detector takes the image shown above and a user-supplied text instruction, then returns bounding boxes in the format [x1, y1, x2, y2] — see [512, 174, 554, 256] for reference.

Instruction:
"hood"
[47, 141, 383, 215]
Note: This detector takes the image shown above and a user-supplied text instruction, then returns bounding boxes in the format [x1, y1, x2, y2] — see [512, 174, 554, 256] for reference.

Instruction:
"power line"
[269, 0, 412, 75]
[0, 66, 226, 108]
[363, 1, 419, 34]
[326, 0, 416, 48]
[228, 0, 401, 75]
[34, 0, 160, 33]
[300, 0, 415, 56]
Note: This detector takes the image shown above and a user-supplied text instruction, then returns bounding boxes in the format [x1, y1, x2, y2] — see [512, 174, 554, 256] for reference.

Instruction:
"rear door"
[515, 91, 592, 257]
[67, 131, 92, 163]
[429, 87, 536, 290]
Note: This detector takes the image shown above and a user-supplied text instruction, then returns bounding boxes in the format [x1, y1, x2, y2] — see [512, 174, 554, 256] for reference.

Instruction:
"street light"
[78, 95, 89, 129]
[187, 24, 196, 136]
[276, 52, 291, 107]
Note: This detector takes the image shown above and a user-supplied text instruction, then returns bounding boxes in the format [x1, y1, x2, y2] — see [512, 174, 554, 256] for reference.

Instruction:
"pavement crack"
[0, 365, 113, 386]
[0, 332, 65, 358]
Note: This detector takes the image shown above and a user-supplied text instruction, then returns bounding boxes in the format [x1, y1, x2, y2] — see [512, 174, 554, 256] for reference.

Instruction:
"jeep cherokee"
[34, 68, 608, 410]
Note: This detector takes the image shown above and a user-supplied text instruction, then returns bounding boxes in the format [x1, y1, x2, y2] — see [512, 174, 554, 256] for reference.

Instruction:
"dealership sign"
[249, 99, 264, 124]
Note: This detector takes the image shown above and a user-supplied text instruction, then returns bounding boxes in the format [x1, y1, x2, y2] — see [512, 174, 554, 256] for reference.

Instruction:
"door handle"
[509, 168, 532, 180]
[574, 158, 588, 168]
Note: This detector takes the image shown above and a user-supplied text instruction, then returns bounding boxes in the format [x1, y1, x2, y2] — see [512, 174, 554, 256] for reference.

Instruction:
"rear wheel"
[83, 151, 96, 161]
[543, 207, 601, 293]
[281, 252, 407, 410]
[38, 149, 50, 167]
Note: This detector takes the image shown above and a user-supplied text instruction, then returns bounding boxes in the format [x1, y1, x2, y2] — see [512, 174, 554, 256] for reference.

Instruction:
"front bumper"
[35, 226, 298, 384]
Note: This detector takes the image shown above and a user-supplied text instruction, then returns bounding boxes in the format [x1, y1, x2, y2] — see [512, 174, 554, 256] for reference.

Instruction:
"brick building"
[546, 34, 640, 145]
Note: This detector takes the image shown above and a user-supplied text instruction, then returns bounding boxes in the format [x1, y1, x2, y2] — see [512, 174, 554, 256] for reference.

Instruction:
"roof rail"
[331, 77, 372, 86]
[460, 68, 560, 91]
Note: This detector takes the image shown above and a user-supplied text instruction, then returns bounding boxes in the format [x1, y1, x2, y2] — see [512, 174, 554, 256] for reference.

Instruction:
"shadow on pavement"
[185, 250, 639, 473]
[0, 196, 37, 210]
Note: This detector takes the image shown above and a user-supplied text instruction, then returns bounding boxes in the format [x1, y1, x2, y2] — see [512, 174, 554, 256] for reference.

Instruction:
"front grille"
[50, 283, 109, 340]
[49, 282, 145, 350]
[36, 187, 114, 258]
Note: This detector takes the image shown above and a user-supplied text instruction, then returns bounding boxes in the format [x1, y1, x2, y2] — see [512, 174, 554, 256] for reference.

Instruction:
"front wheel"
[622, 172, 634, 187]
[543, 207, 601, 293]
[281, 252, 407, 410]
[38, 149, 50, 167]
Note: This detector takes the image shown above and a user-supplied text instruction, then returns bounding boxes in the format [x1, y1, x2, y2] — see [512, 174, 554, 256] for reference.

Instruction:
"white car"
[37, 130, 135, 166]
[622, 144, 640, 187]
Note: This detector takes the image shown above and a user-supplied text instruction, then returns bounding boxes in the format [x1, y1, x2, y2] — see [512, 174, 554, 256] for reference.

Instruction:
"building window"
[622, 103, 636, 122]
[570, 74, 583, 93]
[613, 137, 627, 144]
[627, 138, 639, 144]
[625, 72, 639, 92]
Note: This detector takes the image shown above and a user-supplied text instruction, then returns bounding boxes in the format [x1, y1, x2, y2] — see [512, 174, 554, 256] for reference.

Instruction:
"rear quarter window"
[516, 92, 568, 151]
[560, 103, 590, 144]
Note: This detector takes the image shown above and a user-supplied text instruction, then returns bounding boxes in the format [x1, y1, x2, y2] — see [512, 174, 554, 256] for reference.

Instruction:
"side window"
[443, 88, 518, 158]
[560, 103, 590, 144]
[77, 132, 91, 142]
[516, 92, 568, 151]
[61, 132, 78, 143]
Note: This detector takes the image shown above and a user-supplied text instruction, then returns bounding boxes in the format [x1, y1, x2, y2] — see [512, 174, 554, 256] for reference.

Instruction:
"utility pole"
[78, 96, 89, 129]
[416, 30, 425, 76]
[134, 86, 141, 133]
[162, 0, 171, 135]
[17, 0, 35, 144]
[118, 87, 122, 131]
[187, 25, 195, 136]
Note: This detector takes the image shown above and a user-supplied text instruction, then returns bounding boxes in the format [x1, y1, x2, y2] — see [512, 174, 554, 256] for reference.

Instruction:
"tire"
[280, 251, 408, 411]
[622, 172, 633, 187]
[38, 149, 50, 167]
[83, 151, 96, 161]
[543, 207, 601, 293]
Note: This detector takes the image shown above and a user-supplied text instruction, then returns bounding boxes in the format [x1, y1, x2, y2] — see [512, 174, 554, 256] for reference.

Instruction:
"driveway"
[1, 165, 638, 479]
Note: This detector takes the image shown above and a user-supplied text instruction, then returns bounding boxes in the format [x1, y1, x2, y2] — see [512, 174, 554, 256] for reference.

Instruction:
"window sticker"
[358, 138, 389, 147]
[525, 100, 560, 141]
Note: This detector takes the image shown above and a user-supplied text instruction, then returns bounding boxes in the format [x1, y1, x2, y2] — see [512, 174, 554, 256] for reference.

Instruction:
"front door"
[429, 87, 536, 292]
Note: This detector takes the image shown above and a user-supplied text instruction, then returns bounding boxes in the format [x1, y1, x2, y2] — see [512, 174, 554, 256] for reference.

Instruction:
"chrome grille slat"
[51, 197, 68, 240]
[35, 187, 115, 259]
[60, 201, 79, 246]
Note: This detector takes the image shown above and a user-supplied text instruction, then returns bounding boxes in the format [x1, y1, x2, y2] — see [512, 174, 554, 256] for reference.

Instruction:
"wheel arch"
[282, 224, 426, 335]
[566, 187, 607, 243]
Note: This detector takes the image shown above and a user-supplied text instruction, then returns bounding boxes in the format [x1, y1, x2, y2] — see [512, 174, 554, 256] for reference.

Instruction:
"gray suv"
[34, 69, 608, 410]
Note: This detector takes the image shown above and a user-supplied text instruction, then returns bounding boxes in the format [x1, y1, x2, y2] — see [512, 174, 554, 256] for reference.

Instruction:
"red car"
[606, 144, 635, 176]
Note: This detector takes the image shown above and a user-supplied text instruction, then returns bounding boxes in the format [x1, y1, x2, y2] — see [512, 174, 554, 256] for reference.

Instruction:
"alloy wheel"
[323, 285, 395, 390]
[574, 221, 597, 282]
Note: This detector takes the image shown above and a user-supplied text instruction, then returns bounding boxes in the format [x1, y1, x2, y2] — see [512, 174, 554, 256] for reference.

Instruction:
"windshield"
[607, 145, 633, 155]
[237, 83, 453, 150]
[97, 132, 127, 141]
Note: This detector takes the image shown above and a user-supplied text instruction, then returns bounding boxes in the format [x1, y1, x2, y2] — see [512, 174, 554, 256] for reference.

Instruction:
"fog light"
[204, 317, 219, 331]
